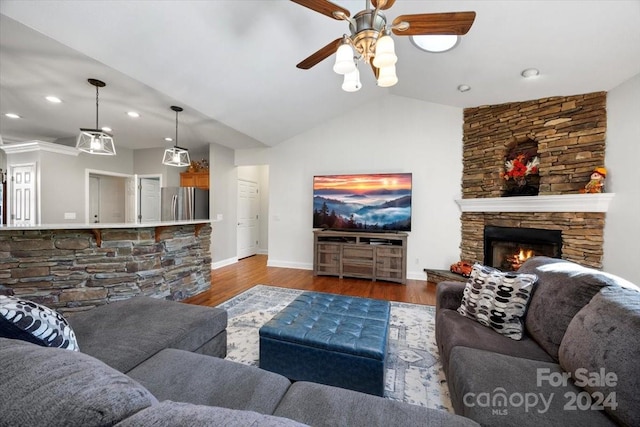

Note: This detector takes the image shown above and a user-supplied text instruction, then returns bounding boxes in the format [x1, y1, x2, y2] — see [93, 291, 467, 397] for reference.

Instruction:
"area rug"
[217, 285, 452, 412]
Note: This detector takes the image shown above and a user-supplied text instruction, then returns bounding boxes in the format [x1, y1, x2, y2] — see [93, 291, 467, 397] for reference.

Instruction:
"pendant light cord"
[95, 85, 100, 129]
[174, 110, 179, 148]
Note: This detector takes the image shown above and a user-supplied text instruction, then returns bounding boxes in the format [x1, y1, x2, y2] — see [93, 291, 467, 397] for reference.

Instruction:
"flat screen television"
[313, 173, 412, 232]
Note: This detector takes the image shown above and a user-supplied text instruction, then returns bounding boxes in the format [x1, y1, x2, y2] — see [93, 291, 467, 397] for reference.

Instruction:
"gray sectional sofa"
[0, 295, 478, 427]
[436, 256, 640, 427]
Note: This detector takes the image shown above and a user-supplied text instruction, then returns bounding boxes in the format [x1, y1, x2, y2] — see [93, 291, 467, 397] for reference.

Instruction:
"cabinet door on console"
[375, 246, 404, 282]
[316, 243, 341, 275]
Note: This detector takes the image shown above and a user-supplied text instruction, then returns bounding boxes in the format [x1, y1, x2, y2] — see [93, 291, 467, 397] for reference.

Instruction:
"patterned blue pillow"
[457, 264, 537, 340]
[0, 296, 79, 351]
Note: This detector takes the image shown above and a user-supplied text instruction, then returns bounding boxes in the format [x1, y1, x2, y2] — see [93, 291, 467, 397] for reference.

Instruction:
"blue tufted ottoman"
[259, 291, 390, 396]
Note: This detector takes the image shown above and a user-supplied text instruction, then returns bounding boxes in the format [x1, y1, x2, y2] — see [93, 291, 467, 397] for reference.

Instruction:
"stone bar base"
[0, 224, 211, 314]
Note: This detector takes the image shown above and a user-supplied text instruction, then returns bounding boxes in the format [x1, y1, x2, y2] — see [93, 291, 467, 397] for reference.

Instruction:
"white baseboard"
[407, 270, 428, 281]
[212, 257, 238, 270]
[267, 259, 313, 270]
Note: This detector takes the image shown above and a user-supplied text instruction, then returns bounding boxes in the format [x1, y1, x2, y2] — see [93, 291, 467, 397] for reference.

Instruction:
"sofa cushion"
[115, 401, 309, 427]
[274, 381, 481, 427]
[518, 256, 626, 361]
[67, 296, 227, 372]
[559, 286, 640, 427]
[457, 264, 537, 340]
[436, 308, 554, 375]
[0, 337, 157, 427]
[0, 296, 79, 351]
[127, 348, 292, 415]
[447, 346, 616, 427]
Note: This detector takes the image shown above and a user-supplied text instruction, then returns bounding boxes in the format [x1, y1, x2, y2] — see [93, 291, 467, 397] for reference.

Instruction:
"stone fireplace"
[458, 91, 612, 269]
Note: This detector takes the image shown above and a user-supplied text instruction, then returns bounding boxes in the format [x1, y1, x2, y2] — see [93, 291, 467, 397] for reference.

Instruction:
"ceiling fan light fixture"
[76, 78, 116, 156]
[377, 65, 398, 88]
[342, 67, 362, 92]
[333, 43, 356, 75]
[162, 105, 190, 167]
[372, 34, 397, 68]
[410, 35, 459, 53]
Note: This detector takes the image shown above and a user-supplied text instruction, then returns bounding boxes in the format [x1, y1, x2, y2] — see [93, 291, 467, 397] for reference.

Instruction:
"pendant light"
[162, 106, 190, 167]
[76, 78, 116, 155]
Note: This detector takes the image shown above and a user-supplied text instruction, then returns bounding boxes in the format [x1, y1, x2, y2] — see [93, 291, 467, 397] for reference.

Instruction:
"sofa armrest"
[436, 281, 467, 312]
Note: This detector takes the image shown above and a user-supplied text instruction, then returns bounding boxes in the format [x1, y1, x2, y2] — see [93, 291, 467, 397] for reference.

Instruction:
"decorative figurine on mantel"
[580, 167, 607, 193]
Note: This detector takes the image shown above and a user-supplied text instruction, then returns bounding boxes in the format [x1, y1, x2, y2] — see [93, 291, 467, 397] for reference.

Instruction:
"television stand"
[313, 230, 408, 284]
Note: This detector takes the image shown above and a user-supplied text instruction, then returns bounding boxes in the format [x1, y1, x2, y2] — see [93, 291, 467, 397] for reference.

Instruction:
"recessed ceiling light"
[127, 111, 140, 118]
[5, 113, 21, 119]
[521, 68, 540, 78]
[411, 35, 459, 53]
[164, 137, 173, 142]
[101, 126, 112, 132]
[45, 96, 62, 103]
[457, 84, 471, 92]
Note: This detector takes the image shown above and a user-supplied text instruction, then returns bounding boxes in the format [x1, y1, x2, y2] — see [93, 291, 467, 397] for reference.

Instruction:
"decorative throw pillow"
[457, 264, 537, 340]
[0, 296, 79, 351]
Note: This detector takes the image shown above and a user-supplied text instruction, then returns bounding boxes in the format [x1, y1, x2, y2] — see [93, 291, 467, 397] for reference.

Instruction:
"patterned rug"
[217, 285, 452, 412]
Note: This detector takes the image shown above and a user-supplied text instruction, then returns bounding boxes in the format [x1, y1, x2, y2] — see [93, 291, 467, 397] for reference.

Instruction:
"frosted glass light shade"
[333, 43, 356, 75]
[377, 65, 398, 87]
[76, 129, 116, 155]
[341, 67, 361, 92]
[162, 146, 191, 167]
[372, 35, 397, 68]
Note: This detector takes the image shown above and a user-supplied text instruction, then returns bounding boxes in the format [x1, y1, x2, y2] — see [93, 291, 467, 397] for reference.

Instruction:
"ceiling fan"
[291, 0, 476, 90]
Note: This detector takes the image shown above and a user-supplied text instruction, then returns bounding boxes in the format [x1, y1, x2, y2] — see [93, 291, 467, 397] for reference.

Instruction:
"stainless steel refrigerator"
[161, 187, 209, 221]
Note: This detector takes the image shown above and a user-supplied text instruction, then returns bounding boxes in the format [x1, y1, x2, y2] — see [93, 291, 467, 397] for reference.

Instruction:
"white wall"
[603, 73, 640, 283]
[239, 95, 464, 279]
[210, 142, 237, 267]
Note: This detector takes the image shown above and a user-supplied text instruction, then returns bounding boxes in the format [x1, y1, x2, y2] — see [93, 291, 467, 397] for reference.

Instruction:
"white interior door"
[9, 164, 37, 226]
[237, 179, 259, 259]
[139, 177, 161, 222]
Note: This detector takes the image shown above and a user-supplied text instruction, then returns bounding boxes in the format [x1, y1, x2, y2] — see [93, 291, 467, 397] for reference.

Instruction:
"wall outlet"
[64, 212, 76, 220]
[216, 213, 223, 221]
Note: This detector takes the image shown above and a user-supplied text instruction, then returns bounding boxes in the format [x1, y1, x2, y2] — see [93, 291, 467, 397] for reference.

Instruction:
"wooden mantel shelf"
[456, 193, 615, 213]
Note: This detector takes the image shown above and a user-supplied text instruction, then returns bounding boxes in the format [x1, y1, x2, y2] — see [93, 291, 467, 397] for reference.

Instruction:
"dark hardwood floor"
[184, 254, 437, 307]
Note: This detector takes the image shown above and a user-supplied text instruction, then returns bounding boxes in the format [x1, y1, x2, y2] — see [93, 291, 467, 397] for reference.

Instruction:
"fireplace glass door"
[484, 226, 562, 271]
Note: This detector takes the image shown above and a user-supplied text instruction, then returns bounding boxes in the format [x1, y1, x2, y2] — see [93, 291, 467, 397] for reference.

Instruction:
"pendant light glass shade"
[342, 67, 362, 92]
[76, 129, 116, 155]
[162, 146, 190, 167]
[333, 43, 356, 75]
[372, 34, 397, 68]
[162, 106, 190, 167]
[77, 78, 116, 155]
[377, 65, 398, 87]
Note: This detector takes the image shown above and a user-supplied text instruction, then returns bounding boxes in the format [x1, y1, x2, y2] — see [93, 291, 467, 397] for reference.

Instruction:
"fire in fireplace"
[484, 226, 562, 271]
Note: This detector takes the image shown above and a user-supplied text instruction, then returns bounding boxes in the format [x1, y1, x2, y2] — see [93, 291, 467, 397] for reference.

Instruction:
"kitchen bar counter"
[0, 219, 210, 230]
[0, 221, 212, 313]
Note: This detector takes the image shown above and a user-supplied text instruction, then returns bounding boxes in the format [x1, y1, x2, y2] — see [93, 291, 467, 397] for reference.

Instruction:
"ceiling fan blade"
[392, 11, 476, 36]
[296, 38, 343, 69]
[371, 0, 396, 10]
[290, 0, 350, 20]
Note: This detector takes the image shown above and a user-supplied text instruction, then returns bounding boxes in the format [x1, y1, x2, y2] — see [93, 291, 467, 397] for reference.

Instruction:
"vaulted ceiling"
[1, 1, 639, 153]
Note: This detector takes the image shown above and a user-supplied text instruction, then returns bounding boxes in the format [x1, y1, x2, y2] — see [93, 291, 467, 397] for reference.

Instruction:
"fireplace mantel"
[456, 193, 615, 213]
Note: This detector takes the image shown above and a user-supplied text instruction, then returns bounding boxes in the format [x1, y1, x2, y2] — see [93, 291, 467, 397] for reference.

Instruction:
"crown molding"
[0, 140, 79, 156]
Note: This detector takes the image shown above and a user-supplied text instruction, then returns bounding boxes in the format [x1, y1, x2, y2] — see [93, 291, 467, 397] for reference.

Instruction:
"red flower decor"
[501, 154, 539, 183]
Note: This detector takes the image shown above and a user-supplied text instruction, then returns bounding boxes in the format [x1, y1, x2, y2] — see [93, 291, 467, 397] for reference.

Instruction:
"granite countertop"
[0, 219, 211, 231]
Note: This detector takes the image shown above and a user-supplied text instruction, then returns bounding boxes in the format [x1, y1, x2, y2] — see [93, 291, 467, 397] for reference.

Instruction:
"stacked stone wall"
[0, 224, 211, 314]
[460, 92, 607, 268]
